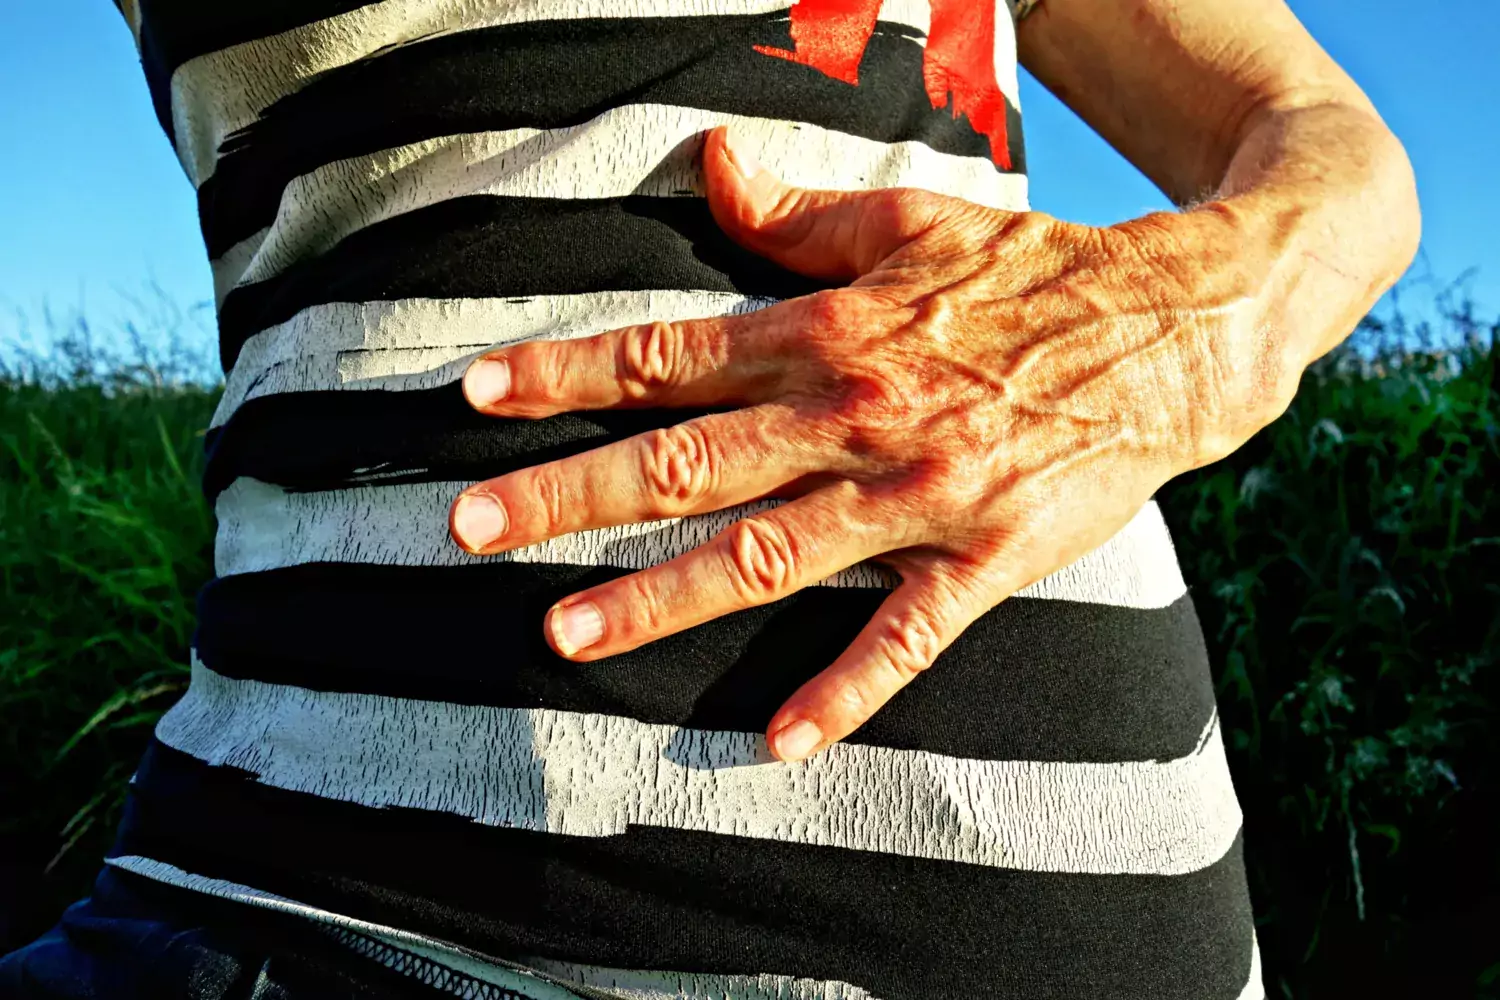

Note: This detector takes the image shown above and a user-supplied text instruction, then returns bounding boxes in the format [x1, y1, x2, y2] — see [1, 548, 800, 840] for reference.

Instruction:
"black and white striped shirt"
[108, 2, 1262, 997]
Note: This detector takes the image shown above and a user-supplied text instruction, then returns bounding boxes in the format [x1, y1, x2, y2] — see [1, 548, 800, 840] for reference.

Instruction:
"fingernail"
[723, 129, 762, 178]
[773, 720, 823, 762]
[464, 358, 511, 408]
[453, 493, 508, 550]
[551, 601, 605, 655]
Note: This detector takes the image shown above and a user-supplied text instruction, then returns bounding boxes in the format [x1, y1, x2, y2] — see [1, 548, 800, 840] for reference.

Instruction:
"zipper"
[322, 925, 637, 1000]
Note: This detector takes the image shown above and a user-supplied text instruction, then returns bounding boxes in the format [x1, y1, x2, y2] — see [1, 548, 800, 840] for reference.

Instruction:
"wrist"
[1114, 204, 1306, 473]
[1209, 101, 1420, 368]
[1150, 101, 1417, 470]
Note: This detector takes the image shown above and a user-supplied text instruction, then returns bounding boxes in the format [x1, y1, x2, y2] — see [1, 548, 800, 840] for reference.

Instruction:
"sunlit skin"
[449, 0, 1420, 763]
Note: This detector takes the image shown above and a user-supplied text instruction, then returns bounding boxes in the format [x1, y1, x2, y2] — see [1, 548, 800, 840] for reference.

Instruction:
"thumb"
[701, 125, 962, 282]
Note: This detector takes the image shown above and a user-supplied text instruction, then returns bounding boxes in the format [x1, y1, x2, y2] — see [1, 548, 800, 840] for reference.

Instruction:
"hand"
[448, 126, 1297, 762]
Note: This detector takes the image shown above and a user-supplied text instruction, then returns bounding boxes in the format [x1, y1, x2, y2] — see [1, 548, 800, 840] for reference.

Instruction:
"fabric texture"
[10, 2, 1261, 998]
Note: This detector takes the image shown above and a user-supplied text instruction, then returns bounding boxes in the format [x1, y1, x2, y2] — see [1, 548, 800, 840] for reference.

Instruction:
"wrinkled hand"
[449, 126, 1291, 762]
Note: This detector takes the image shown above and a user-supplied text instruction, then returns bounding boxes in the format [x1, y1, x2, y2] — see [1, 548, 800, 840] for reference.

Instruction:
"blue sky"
[1, 0, 1496, 353]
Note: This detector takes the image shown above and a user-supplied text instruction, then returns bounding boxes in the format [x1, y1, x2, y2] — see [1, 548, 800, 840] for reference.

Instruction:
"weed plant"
[0, 300, 217, 946]
[1161, 292, 1499, 997]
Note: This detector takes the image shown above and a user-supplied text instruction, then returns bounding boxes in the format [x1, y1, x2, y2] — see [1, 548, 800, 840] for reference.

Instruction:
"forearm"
[1212, 100, 1421, 370]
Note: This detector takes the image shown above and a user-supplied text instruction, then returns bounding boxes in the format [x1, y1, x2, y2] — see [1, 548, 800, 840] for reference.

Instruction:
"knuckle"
[824, 674, 884, 732]
[802, 288, 864, 332]
[619, 321, 686, 399]
[640, 422, 717, 513]
[794, 292, 914, 425]
[832, 680, 873, 719]
[840, 366, 910, 423]
[831, 363, 917, 436]
[996, 209, 1063, 255]
[527, 465, 570, 536]
[873, 610, 944, 681]
[769, 185, 820, 231]
[874, 187, 935, 234]
[910, 451, 989, 509]
[514, 342, 570, 404]
[722, 517, 798, 602]
[618, 574, 671, 639]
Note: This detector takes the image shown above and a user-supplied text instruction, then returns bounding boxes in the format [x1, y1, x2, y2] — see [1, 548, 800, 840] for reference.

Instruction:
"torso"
[110, 2, 1259, 996]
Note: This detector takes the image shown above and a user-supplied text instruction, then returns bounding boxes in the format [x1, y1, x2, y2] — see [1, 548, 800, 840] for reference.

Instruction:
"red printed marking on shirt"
[755, 0, 1012, 170]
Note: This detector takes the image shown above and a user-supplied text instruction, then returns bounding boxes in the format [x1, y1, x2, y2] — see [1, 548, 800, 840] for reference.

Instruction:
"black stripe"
[116, 741, 1255, 1000]
[133, 0, 383, 142]
[214, 196, 828, 372]
[196, 561, 1216, 765]
[204, 383, 695, 501]
[199, 13, 1024, 259]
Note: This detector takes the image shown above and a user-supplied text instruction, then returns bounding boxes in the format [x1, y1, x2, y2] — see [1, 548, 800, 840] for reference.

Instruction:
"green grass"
[0, 379, 216, 944]
[0, 301, 1496, 995]
[1161, 322, 1500, 997]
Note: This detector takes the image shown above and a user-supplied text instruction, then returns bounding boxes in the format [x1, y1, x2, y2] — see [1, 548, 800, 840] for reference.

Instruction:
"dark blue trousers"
[0, 867, 453, 999]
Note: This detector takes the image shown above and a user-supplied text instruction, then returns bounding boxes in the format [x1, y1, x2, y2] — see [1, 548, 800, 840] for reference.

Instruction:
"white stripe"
[524, 958, 878, 999]
[170, 0, 941, 187]
[158, 660, 1242, 876]
[106, 855, 883, 999]
[1236, 934, 1266, 1000]
[211, 227, 268, 309]
[216, 477, 891, 589]
[117, 0, 144, 48]
[213, 291, 775, 427]
[356, 931, 877, 1000]
[214, 476, 1188, 608]
[228, 104, 1029, 286]
[991, 0, 1023, 122]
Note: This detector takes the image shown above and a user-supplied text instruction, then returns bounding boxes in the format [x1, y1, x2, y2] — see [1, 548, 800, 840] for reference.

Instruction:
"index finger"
[462, 308, 790, 419]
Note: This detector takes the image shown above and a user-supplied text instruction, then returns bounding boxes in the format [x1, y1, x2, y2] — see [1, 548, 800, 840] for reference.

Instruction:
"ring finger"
[540, 482, 899, 660]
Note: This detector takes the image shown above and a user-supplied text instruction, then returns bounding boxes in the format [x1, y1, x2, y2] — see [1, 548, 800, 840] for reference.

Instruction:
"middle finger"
[449, 406, 829, 555]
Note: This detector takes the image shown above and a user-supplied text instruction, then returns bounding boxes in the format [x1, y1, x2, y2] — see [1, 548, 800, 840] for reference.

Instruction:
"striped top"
[108, 2, 1262, 998]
